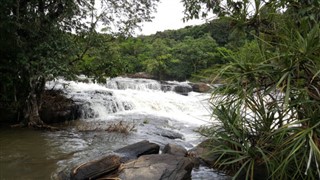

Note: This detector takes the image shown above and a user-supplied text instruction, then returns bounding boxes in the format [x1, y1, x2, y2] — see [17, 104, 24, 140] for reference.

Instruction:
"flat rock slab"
[115, 140, 160, 162]
[119, 154, 194, 180]
[70, 155, 120, 180]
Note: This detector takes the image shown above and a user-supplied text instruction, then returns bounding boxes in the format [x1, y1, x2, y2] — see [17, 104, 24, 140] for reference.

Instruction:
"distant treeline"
[75, 18, 242, 81]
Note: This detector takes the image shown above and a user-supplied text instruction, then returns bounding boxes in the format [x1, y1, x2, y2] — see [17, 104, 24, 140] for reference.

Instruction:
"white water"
[45, 77, 218, 153]
[47, 77, 212, 127]
[0, 77, 225, 180]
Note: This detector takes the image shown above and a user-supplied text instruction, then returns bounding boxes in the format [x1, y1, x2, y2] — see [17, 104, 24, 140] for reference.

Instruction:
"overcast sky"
[137, 0, 205, 35]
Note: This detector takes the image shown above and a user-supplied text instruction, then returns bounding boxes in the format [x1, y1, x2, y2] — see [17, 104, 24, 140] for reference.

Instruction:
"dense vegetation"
[75, 18, 235, 81]
[182, 0, 320, 179]
[0, 0, 159, 126]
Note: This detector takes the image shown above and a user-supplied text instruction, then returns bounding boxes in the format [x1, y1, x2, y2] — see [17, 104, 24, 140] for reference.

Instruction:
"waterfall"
[46, 77, 212, 126]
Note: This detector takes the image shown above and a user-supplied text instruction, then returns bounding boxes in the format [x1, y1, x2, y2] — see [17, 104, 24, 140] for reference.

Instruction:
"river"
[0, 77, 228, 179]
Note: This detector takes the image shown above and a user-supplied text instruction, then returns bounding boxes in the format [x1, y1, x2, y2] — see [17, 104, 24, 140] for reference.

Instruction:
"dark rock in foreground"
[62, 140, 195, 180]
[70, 155, 120, 180]
[115, 140, 160, 162]
[119, 154, 194, 180]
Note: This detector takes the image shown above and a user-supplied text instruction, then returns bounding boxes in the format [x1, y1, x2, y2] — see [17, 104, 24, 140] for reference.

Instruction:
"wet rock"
[154, 128, 184, 140]
[161, 84, 173, 92]
[70, 155, 120, 180]
[163, 143, 187, 157]
[173, 85, 192, 96]
[191, 83, 211, 93]
[160, 81, 193, 95]
[188, 139, 219, 167]
[119, 154, 194, 180]
[66, 141, 160, 180]
[40, 90, 80, 124]
[115, 140, 160, 162]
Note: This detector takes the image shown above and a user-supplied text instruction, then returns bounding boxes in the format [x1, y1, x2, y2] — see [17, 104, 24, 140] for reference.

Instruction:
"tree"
[118, 37, 151, 73]
[0, 0, 159, 127]
[142, 38, 174, 80]
[182, 0, 320, 179]
[172, 34, 218, 80]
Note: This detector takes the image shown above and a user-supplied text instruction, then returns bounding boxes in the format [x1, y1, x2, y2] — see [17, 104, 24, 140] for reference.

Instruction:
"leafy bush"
[200, 21, 320, 179]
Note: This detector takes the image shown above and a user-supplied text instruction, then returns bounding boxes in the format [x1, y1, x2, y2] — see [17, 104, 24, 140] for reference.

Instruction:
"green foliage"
[142, 38, 173, 80]
[116, 28, 228, 81]
[172, 35, 218, 79]
[184, 0, 320, 179]
[150, 18, 233, 46]
[0, 0, 159, 123]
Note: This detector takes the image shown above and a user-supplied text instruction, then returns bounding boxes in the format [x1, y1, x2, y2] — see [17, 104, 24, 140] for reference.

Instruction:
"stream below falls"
[0, 77, 228, 179]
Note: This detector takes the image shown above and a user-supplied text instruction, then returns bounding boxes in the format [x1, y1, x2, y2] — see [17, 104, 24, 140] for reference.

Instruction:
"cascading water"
[0, 76, 228, 180]
[47, 77, 212, 128]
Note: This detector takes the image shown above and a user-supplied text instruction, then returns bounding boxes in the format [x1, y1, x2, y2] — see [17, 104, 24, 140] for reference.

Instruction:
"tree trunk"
[24, 93, 43, 126]
[23, 77, 45, 127]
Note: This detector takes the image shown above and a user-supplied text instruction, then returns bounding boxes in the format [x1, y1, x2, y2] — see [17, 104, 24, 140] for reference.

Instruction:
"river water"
[0, 77, 228, 179]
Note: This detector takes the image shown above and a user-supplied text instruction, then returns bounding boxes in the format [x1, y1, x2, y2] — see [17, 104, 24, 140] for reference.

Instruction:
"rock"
[67, 141, 159, 180]
[70, 155, 120, 180]
[115, 140, 160, 162]
[191, 83, 211, 93]
[173, 85, 192, 96]
[40, 90, 80, 124]
[188, 139, 219, 167]
[119, 154, 194, 180]
[154, 128, 184, 140]
[163, 143, 187, 157]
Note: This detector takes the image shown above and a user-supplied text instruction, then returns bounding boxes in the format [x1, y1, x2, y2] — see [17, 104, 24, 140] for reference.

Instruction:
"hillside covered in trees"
[0, 0, 319, 179]
[75, 18, 236, 82]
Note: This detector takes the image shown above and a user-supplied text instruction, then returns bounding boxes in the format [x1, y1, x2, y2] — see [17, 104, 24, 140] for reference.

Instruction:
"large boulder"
[118, 154, 194, 180]
[40, 90, 80, 124]
[65, 141, 160, 180]
[62, 141, 199, 180]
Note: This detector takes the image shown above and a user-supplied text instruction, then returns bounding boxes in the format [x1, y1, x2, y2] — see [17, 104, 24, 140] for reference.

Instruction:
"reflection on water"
[0, 124, 230, 180]
[0, 126, 127, 179]
[0, 124, 158, 180]
[0, 127, 59, 180]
